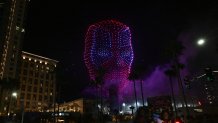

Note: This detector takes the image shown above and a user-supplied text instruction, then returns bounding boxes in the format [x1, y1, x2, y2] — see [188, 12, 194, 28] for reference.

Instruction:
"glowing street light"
[8, 92, 18, 116]
[12, 92, 17, 98]
[122, 103, 126, 113]
[197, 39, 205, 46]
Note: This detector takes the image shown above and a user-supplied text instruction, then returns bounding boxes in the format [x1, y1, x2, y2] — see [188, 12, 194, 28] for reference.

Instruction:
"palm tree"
[129, 106, 135, 115]
[94, 67, 105, 123]
[128, 71, 138, 110]
[174, 62, 189, 116]
[164, 40, 189, 122]
[134, 64, 147, 107]
[165, 69, 177, 117]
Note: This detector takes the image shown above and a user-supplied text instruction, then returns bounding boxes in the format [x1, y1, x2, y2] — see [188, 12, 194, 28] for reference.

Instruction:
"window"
[33, 94, 36, 100]
[20, 93, 25, 99]
[30, 63, 34, 68]
[34, 79, 38, 85]
[40, 74, 44, 79]
[27, 86, 31, 92]
[40, 81, 43, 87]
[23, 69, 27, 75]
[21, 85, 25, 91]
[23, 62, 28, 67]
[39, 88, 42, 93]
[29, 70, 33, 76]
[45, 82, 48, 87]
[46, 74, 49, 79]
[27, 94, 31, 100]
[29, 78, 32, 84]
[26, 101, 30, 108]
[33, 87, 37, 92]
[39, 95, 42, 101]
[22, 77, 26, 81]
[9, 67, 13, 71]
[50, 96, 53, 101]
[35, 72, 39, 77]
[44, 96, 48, 100]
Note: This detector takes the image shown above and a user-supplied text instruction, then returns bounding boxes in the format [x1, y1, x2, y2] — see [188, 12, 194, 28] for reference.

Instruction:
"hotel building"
[18, 51, 58, 112]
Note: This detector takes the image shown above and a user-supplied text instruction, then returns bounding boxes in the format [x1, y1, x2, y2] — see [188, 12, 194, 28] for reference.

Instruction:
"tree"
[94, 67, 105, 123]
[163, 40, 189, 122]
[165, 69, 178, 117]
[128, 71, 138, 110]
[133, 64, 147, 107]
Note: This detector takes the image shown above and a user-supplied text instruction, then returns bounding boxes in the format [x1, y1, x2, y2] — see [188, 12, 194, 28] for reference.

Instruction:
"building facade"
[17, 51, 58, 112]
[49, 98, 96, 114]
[0, 0, 28, 79]
[0, 0, 28, 116]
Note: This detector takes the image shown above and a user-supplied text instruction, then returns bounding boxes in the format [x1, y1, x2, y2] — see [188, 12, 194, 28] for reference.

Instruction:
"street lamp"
[197, 39, 205, 46]
[8, 92, 17, 116]
[122, 103, 126, 113]
[12, 92, 17, 98]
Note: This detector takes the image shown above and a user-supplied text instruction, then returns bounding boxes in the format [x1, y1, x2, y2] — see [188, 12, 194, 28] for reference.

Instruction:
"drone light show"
[84, 20, 134, 109]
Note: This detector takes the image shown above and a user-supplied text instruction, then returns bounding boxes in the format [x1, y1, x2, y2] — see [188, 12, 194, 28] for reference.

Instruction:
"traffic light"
[204, 67, 215, 82]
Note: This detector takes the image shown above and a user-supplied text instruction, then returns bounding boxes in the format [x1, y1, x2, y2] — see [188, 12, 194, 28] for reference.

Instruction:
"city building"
[57, 98, 95, 114]
[17, 51, 58, 112]
[48, 98, 96, 114]
[0, 0, 28, 79]
[0, 0, 29, 115]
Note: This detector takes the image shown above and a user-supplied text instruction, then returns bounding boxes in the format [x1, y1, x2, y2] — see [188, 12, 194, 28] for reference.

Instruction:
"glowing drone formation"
[84, 20, 134, 108]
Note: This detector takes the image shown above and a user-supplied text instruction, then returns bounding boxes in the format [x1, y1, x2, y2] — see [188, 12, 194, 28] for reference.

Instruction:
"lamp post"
[122, 103, 126, 113]
[8, 92, 17, 116]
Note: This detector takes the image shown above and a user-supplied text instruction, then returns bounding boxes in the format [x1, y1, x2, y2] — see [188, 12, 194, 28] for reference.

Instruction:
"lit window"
[29, 58, 31, 61]
[23, 56, 25, 59]
[21, 28, 25, 32]
[45, 62, 47, 65]
[16, 26, 20, 30]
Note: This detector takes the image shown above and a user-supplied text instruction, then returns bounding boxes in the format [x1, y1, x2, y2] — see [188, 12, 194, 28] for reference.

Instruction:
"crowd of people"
[133, 106, 182, 123]
[133, 106, 218, 123]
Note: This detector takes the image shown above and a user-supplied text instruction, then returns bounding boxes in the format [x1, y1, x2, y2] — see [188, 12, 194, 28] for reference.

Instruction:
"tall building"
[18, 51, 58, 112]
[0, 0, 29, 115]
[0, 0, 28, 79]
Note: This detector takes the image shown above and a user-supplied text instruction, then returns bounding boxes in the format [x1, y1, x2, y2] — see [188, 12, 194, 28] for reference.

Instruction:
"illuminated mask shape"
[84, 20, 134, 81]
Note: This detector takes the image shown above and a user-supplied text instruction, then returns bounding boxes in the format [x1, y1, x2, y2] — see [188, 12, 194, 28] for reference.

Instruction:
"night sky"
[23, 1, 218, 102]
